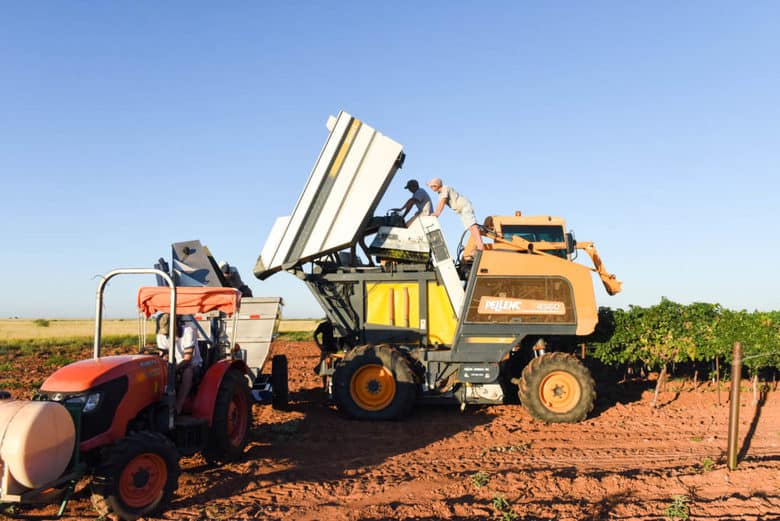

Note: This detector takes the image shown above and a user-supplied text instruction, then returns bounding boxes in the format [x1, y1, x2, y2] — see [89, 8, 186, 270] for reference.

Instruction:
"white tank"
[0, 400, 75, 495]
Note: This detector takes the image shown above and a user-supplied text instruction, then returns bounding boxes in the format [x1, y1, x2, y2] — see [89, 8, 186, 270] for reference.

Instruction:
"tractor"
[255, 110, 622, 423]
[0, 268, 264, 520]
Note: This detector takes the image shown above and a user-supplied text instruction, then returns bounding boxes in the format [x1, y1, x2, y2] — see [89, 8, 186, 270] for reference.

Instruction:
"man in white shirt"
[399, 179, 433, 226]
[156, 313, 203, 413]
[427, 177, 485, 253]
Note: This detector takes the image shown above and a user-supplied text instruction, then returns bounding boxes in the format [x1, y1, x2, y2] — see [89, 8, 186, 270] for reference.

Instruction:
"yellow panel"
[427, 282, 457, 345]
[365, 283, 420, 328]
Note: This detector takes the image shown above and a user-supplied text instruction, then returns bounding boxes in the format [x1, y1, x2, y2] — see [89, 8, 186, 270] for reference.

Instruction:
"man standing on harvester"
[427, 177, 485, 253]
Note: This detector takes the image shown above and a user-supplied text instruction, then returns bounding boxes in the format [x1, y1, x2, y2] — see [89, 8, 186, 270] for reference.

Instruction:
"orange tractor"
[0, 268, 255, 520]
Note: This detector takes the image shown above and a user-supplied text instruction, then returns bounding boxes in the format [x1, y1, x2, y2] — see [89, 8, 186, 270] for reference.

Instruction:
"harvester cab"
[255, 110, 622, 424]
[0, 268, 258, 520]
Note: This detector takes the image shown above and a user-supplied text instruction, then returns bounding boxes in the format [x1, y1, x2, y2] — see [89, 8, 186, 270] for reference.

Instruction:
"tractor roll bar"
[94, 268, 177, 430]
[94, 268, 177, 365]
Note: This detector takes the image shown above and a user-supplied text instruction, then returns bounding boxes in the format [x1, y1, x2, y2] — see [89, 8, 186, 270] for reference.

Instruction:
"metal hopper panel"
[255, 111, 404, 279]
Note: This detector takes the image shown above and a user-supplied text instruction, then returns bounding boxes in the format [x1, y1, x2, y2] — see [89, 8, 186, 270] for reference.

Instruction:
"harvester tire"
[518, 352, 595, 424]
[333, 344, 416, 420]
[91, 431, 180, 521]
[271, 354, 289, 410]
[204, 367, 252, 463]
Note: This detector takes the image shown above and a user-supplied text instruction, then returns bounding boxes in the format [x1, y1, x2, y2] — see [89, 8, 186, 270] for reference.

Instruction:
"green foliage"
[700, 457, 715, 473]
[470, 471, 490, 489]
[664, 495, 690, 520]
[591, 299, 780, 374]
[491, 495, 518, 521]
[33, 318, 50, 327]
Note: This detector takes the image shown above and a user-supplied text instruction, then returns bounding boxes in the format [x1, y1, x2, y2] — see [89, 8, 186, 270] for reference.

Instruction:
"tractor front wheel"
[204, 367, 252, 463]
[91, 431, 180, 521]
[333, 344, 416, 420]
[518, 352, 595, 423]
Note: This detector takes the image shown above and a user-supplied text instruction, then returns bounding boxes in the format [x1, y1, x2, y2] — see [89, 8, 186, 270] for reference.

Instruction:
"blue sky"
[1, 2, 778, 319]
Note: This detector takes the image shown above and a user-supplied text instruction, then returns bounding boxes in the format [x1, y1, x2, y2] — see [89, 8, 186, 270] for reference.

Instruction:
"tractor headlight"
[83, 392, 101, 413]
[64, 392, 102, 413]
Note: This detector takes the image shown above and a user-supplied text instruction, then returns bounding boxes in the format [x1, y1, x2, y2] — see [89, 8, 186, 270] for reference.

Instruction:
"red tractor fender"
[192, 359, 249, 426]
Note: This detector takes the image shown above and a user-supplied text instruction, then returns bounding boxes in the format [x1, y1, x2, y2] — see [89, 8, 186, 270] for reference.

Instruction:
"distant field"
[0, 318, 319, 340]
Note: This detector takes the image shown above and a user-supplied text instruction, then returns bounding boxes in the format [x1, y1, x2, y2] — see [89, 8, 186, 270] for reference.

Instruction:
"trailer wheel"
[518, 352, 595, 423]
[204, 367, 252, 463]
[334, 344, 416, 420]
[91, 431, 180, 521]
[271, 354, 289, 410]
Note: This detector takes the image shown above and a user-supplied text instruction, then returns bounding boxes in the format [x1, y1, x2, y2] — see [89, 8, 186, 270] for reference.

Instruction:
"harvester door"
[413, 216, 464, 318]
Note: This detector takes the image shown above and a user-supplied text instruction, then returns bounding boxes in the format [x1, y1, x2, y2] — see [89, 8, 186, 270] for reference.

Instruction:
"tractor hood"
[41, 355, 166, 393]
[254, 111, 405, 280]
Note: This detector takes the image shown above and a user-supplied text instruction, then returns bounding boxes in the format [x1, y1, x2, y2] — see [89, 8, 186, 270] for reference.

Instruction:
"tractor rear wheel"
[204, 367, 252, 463]
[333, 344, 416, 420]
[271, 354, 289, 410]
[518, 352, 595, 423]
[91, 431, 180, 521]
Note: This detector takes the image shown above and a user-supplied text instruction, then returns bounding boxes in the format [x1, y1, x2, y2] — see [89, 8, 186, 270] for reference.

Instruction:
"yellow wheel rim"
[350, 364, 396, 411]
[539, 371, 581, 413]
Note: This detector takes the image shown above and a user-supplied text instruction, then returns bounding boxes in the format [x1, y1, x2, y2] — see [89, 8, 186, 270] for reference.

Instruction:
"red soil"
[4, 340, 780, 520]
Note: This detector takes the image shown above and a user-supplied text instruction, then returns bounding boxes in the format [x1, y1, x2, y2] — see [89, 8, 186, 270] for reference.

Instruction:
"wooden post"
[727, 342, 742, 471]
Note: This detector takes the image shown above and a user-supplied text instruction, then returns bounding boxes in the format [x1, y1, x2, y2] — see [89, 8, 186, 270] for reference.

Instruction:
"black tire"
[333, 344, 417, 420]
[204, 368, 252, 463]
[271, 354, 289, 410]
[518, 352, 595, 423]
[90, 431, 180, 521]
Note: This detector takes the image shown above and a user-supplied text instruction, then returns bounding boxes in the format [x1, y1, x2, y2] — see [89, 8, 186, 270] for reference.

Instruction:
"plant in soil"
[470, 471, 490, 489]
[664, 495, 690, 520]
[700, 457, 715, 473]
[492, 495, 519, 521]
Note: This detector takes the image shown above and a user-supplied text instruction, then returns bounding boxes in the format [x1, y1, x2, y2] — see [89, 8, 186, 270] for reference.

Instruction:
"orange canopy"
[137, 286, 242, 317]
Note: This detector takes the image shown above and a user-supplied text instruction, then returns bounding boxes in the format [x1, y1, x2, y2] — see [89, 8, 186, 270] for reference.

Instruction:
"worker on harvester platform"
[397, 179, 432, 226]
[156, 313, 202, 413]
[220, 261, 253, 297]
[427, 177, 485, 254]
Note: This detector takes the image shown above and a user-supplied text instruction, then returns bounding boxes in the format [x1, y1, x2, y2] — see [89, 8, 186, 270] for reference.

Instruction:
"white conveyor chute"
[254, 111, 404, 279]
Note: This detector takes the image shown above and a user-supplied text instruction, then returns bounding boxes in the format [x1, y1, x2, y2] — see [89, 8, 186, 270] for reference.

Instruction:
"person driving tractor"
[156, 313, 203, 413]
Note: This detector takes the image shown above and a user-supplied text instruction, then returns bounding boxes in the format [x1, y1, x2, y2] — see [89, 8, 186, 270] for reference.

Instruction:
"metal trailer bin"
[224, 297, 287, 407]
[227, 297, 283, 380]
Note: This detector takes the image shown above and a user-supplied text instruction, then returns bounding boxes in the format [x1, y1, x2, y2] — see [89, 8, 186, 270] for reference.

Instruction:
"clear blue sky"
[2, 2, 778, 319]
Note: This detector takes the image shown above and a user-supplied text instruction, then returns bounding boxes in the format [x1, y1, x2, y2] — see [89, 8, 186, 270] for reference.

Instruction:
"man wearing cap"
[398, 179, 433, 226]
[427, 177, 485, 252]
[220, 261, 253, 297]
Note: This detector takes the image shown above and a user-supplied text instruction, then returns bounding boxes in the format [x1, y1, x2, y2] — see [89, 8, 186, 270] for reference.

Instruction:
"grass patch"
[276, 331, 312, 341]
[44, 354, 76, 368]
[0, 335, 152, 355]
[480, 442, 531, 457]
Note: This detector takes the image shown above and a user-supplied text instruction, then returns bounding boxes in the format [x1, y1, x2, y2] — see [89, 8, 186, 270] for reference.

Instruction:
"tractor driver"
[156, 313, 203, 413]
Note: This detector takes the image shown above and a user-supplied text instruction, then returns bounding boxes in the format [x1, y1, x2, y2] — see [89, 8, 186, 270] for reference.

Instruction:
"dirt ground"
[4, 340, 780, 520]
